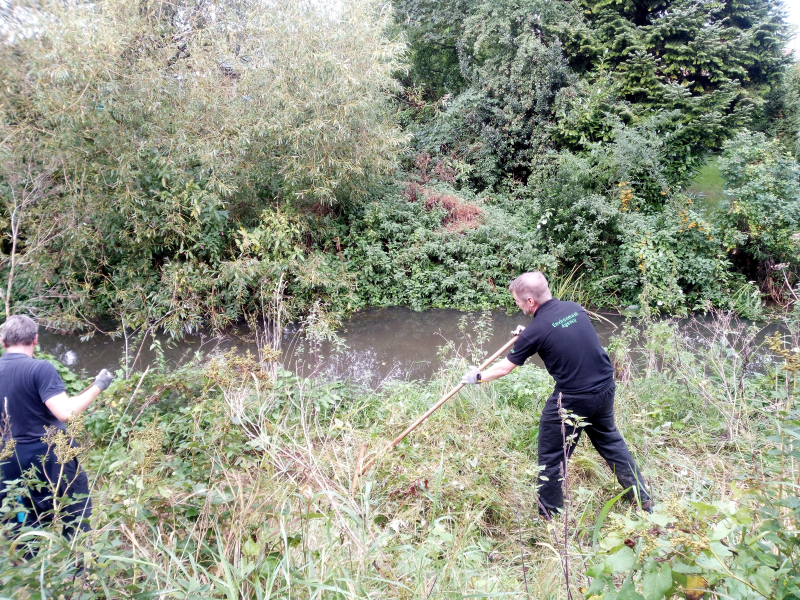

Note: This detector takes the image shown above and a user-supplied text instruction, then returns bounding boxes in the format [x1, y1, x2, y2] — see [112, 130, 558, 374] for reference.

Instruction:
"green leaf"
[616, 581, 645, 600]
[242, 539, 261, 556]
[604, 546, 635, 573]
[587, 562, 605, 578]
[642, 565, 673, 600]
[688, 501, 717, 516]
[694, 551, 726, 572]
[671, 561, 702, 574]
[749, 566, 775, 596]
[709, 541, 732, 558]
[593, 488, 631, 550]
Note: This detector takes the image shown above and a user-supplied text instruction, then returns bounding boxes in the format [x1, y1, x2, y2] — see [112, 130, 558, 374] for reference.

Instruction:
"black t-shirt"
[0, 353, 66, 443]
[507, 298, 614, 394]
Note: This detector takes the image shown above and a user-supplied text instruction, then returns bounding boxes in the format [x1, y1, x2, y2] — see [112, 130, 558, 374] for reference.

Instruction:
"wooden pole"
[358, 334, 519, 476]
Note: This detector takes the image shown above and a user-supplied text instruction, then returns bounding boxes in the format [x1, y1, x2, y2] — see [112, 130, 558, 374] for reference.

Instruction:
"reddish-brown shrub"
[424, 191, 482, 232]
[433, 160, 456, 184]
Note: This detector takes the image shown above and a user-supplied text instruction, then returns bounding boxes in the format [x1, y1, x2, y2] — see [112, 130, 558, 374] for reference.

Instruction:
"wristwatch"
[477, 372, 483, 383]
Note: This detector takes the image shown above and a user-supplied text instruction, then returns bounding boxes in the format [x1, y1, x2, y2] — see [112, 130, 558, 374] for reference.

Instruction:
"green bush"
[0, 0, 405, 332]
[718, 130, 800, 299]
[344, 190, 553, 310]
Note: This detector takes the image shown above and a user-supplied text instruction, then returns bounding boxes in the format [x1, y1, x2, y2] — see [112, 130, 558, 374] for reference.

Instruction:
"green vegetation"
[0, 0, 798, 335]
[2, 311, 798, 598]
[0, 0, 404, 334]
[2, 1, 799, 597]
[687, 158, 725, 214]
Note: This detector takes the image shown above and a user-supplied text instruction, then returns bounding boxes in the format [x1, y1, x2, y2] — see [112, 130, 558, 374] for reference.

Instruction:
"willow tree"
[0, 0, 407, 332]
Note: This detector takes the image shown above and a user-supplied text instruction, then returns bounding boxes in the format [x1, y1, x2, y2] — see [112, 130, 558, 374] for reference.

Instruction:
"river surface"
[36, 307, 789, 386]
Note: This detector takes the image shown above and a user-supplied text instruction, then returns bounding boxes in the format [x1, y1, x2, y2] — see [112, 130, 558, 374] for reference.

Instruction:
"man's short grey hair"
[1, 315, 38, 347]
[508, 272, 552, 304]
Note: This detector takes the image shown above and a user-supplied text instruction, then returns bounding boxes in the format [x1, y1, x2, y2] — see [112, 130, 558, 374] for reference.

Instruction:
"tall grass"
[1, 310, 798, 598]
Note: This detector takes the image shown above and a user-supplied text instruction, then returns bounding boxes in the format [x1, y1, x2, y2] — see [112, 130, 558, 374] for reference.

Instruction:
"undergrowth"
[1, 310, 798, 599]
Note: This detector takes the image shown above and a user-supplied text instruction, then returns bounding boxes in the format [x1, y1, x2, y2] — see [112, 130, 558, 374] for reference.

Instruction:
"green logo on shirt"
[552, 312, 578, 329]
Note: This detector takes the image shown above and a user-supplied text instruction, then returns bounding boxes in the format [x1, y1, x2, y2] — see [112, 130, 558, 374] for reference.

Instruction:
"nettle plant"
[585, 485, 800, 600]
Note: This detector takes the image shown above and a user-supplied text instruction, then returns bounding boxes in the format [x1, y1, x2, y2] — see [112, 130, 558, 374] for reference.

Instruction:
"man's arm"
[45, 387, 103, 422]
[462, 358, 518, 384]
[44, 369, 114, 422]
[479, 358, 517, 382]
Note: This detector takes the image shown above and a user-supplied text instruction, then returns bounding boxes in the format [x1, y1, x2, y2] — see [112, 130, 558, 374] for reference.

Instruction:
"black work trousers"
[0, 440, 92, 539]
[537, 381, 649, 516]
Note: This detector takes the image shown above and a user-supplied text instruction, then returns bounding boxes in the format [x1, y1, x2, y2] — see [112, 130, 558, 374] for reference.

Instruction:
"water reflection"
[36, 307, 790, 386]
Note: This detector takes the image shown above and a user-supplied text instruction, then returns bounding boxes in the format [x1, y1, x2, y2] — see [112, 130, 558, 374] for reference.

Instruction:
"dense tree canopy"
[395, 0, 790, 187]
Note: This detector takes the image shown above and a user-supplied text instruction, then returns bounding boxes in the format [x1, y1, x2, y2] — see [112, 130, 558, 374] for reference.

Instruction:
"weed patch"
[1, 312, 798, 598]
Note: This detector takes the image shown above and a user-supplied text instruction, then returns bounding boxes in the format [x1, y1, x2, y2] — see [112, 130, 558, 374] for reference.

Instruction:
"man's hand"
[461, 366, 481, 385]
[93, 369, 114, 391]
[512, 325, 525, 336]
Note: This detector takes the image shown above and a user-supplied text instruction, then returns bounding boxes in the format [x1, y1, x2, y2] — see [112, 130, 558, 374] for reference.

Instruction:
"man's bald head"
[509, 272, 552, 308]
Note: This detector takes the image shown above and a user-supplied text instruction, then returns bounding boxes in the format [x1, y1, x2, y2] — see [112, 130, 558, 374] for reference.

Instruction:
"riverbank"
[2, 311, 798, 598]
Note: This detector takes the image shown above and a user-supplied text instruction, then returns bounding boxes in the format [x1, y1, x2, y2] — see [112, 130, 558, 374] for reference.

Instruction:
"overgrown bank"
[1, 0, 799, 338]
[2, 311, 798, 599]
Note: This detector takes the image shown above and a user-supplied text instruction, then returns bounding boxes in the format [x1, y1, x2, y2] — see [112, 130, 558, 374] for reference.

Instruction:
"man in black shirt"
[0, 315, 113, 537]
[462, 272, 650, 517]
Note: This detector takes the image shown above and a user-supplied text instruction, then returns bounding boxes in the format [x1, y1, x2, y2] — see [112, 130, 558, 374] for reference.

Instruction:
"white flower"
[537, 224, 541, 229]
[657, 300, 663, 306]
[541, 219, 547, 225]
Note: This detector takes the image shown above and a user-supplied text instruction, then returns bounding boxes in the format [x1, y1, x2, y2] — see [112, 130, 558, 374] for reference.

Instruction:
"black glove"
[94, 369, 114, 391]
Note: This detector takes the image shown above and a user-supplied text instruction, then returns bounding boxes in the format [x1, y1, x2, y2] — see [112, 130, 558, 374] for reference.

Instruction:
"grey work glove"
[93, 369, 114, 392]
[512, 325, 525, 336]
[461, 366, 481, 385]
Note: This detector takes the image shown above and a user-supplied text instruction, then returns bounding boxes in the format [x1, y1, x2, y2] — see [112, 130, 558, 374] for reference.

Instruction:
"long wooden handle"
[358, 334, 519, 476]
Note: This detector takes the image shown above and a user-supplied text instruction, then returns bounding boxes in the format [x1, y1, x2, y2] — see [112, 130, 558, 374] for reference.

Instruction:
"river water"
[36, 307, 789, 385]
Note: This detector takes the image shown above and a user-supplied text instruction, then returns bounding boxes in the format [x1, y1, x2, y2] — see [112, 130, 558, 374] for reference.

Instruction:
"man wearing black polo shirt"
[462, 272, 650, 517]
[0, 315, 113, 537]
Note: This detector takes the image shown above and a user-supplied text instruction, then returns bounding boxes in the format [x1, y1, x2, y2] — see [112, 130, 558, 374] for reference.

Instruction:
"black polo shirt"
[507, 298, 614, 394]
[0, 353, 66, 443]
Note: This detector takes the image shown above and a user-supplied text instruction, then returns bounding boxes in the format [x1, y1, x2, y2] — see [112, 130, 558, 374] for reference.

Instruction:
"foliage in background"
[0, 0, 797, 334]
[394, 0, 790, 191]
[344, 147, 756, 315]
[758, 62, 800, 158]
[718, 130, 800, 303]
[389, 0, 797, 312]
[0, 0, 404, 333]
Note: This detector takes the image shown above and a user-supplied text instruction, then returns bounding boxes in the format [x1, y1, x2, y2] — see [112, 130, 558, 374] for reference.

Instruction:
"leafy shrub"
[345, 190, 553, 310]
[586, 484, 800, 600]
[0, 0, 405, 331]
[615, 196, 753, 315]
[718, 130, 800, 301]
